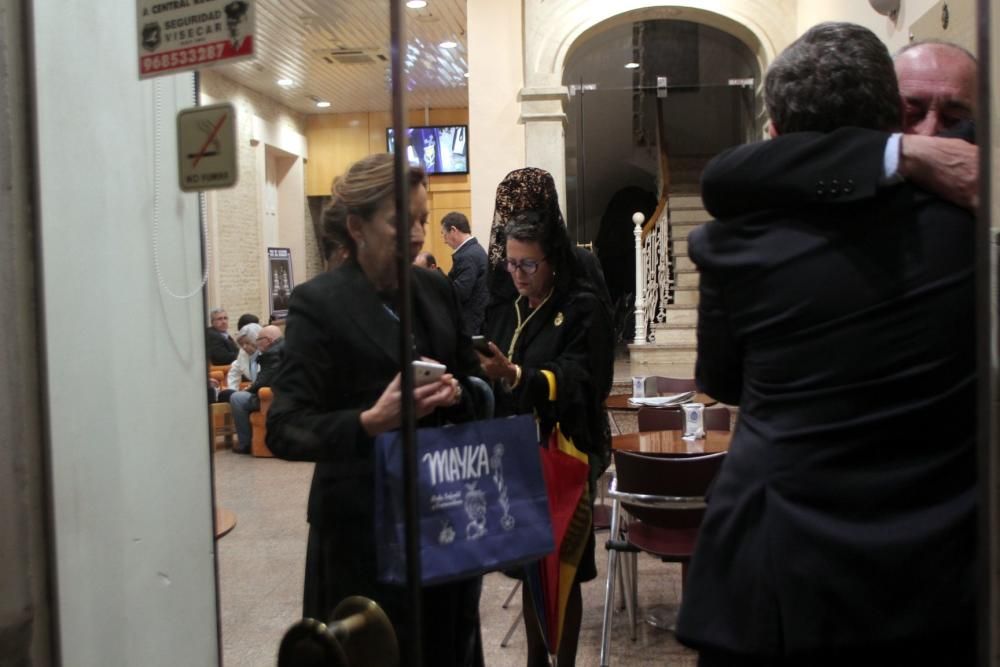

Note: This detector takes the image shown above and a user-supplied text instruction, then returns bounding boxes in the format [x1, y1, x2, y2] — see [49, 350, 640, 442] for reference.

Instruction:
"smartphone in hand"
[412, 360, 447, 386]
[471, 336, 495, 357]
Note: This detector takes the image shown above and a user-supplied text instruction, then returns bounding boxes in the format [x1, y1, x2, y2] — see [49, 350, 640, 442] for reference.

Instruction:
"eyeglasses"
[505, 257, 546, 275]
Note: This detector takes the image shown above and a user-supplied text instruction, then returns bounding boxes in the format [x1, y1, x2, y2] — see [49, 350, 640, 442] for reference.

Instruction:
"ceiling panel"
[212, 0, 469, 114]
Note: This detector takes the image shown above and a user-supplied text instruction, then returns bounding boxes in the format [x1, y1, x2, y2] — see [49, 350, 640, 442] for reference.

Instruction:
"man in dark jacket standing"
[441, 211, 488, 335]
[676, 23, 976, 666]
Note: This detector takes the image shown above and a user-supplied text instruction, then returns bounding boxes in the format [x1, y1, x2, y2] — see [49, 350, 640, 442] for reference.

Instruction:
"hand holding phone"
[412, 360, 447, 386]
[471, 336, 495, 357]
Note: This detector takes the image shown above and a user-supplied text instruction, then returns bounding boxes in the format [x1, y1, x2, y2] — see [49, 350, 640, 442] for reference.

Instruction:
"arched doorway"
[559, 16, 761, 340]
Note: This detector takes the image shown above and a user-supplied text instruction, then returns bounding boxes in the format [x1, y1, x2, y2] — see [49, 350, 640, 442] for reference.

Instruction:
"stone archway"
[520, 1, 797, 209]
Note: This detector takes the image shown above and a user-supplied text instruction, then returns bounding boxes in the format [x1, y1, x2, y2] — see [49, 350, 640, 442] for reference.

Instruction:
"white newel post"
[633, 212, 646, 344]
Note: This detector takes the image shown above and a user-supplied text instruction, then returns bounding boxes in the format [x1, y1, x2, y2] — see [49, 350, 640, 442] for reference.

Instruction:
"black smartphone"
[471, 335, 495, 357]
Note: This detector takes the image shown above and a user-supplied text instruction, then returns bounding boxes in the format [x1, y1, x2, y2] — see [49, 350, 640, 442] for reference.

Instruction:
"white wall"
[30, 4, 219, 665]
[796, 0, 939, 50]
[468, 0, 525, 241]
[200, 72, 314, 322]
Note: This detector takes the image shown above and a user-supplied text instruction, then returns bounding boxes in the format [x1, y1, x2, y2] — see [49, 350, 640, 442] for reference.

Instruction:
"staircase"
[627, 193, 710, 373]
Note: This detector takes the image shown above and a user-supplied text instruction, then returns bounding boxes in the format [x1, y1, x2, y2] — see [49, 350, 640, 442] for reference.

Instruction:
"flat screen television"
[386, 125, 469, 175]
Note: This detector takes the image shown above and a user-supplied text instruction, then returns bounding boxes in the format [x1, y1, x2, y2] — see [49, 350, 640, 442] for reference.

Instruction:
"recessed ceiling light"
[440, 40, 458, 49]
[316, 101, 331, 108]
[624, 62, 640, 69]
[406, 0, 427, 7]
[277, 78, 294, 87]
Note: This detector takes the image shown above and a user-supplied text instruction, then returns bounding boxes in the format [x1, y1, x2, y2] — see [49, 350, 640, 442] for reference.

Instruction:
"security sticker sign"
[177, 103, 237, 191]
[137, 0, 255, 79]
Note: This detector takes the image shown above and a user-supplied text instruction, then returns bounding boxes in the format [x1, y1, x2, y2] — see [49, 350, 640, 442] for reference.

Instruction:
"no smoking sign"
[177, 103, 237, 191]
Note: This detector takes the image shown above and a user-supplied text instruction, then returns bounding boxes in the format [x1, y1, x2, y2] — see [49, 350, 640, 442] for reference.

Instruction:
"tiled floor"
[214, 450, 697, 666]
[214, 355, 697, 665]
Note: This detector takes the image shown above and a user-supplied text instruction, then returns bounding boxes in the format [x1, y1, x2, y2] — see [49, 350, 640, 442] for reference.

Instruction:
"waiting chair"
[636, 405, 732, 433]
[598, 450, 726, 666]
[249, 387, 274, 457]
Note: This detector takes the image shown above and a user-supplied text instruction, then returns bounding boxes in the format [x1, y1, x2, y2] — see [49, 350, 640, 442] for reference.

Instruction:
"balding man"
[228, 324, 285, 454]
[699, 39, 980, 216]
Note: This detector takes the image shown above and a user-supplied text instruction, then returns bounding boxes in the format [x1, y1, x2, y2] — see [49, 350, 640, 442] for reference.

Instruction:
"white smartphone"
[412, 360, 447, 386]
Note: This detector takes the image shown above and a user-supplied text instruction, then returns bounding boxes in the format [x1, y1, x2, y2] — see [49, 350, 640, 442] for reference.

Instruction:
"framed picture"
[267, 247, 293, 319]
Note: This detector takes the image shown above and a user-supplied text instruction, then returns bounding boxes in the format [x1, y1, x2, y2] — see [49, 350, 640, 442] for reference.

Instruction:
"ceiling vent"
[319, 48, 387, 65]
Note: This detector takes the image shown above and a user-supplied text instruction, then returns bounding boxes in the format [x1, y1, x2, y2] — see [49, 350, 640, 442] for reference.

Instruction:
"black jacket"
[448, 237, 489, 336]
[205, 327, 239, 365]
[676, 176, 976, 657]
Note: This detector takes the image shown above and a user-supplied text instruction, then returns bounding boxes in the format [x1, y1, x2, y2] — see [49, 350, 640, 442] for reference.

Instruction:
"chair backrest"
[636, 407, 684, 432]
[653, 376, 698, 394]
[612, 450, 726, 529]
[210, 364, 232, 389]
[636, 405, 732, 432]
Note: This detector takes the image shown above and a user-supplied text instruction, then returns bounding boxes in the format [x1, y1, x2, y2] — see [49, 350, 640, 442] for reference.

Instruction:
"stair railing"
[634, 97, 674, 344]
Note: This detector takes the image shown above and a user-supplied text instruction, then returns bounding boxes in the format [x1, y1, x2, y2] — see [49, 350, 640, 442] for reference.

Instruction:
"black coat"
[448, 237, 489, 336]
[675, 179, 977, 658]
[265, 261, 484, 666]
[247, 337, 284, 403]
[485, 286, 614, 584]
[485, 287, 614, 477]
[699, 127, 889, 219]
[205, 327, 239, 365]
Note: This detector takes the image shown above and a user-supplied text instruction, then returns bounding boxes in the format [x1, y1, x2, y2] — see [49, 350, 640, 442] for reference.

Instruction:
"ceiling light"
[276, 78, 294, 87]
[440, 40, 458, 49]
[406, 0, 428, 7]
[316, 101, 331, 108]
[624, 62, 640, 69]
[463, 72, 470, 78]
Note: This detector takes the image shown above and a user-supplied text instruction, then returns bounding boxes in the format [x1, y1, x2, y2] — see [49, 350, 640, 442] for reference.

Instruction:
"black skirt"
[303, 520, 484, 667]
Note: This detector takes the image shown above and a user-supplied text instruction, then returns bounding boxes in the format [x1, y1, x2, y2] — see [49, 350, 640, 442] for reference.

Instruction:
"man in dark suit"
[699, 39, 979, 218]
[205, 307, 239, 364]
[228, 324, 284, 454]
[676, 23, 976, 666]
[442, 211, 488, 335]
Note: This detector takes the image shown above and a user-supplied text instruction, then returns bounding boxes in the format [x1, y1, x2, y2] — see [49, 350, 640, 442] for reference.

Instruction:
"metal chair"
[598, 450, 726, 666]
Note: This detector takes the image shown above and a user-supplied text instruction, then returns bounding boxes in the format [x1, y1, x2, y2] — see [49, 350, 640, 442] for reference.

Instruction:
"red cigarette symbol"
[192, 113, 227, 167]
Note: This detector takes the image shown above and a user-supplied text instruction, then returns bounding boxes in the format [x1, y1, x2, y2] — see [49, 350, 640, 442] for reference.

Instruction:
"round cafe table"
[604, 392, 718, 434]
[611, 428, 731, 455]
[604, 392, 718, 411]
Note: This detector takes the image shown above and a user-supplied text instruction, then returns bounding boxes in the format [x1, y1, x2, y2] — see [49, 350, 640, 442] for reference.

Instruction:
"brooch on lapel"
[554, 312, 564, 327]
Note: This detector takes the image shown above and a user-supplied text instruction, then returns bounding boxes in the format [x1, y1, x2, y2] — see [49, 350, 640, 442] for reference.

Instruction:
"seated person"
[219, 323, 262, 402]
[206, 307, 239, 364]
[228, 325, 285, 454]
[236, 312, 259, 330]
[413, 251, 445, 275]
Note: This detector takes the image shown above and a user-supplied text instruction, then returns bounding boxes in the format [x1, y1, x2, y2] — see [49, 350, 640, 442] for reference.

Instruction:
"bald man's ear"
[767, 120, 780, 138]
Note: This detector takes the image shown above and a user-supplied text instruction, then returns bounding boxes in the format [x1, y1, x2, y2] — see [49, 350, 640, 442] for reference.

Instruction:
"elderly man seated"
[228, 324, 284, 454]
[215, 322, 262, 403]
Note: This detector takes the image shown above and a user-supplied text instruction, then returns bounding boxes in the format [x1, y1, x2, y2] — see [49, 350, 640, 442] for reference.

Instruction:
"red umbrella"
[524, 425, 592, 662]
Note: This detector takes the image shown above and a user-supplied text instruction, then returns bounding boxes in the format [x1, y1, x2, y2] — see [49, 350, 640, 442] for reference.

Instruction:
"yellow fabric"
[553, 423, 591, 648]
[540, 369, 558, 402]
[555, 420, 588, 465]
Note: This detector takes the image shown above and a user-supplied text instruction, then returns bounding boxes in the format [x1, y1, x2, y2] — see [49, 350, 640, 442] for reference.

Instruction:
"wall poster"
[267, 247, 293, 320]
